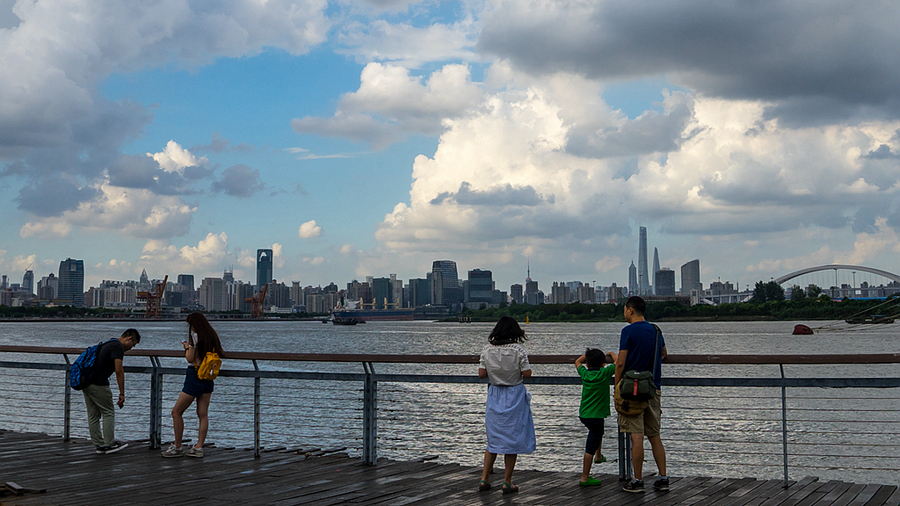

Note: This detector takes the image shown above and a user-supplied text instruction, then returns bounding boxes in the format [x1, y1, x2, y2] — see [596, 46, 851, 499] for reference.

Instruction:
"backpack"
[196, 352, 222, 381]
[70, 339, 118, 390]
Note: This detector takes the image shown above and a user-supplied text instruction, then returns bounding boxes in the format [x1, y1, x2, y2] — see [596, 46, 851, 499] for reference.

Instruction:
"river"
[1, 319, 898, 485]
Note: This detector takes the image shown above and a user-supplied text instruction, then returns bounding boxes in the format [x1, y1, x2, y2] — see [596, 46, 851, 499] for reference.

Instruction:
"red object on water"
[792, 324, 814, 335]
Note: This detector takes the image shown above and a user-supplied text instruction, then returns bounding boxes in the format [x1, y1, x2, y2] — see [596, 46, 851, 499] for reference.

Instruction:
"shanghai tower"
[638, 226, 649, 295]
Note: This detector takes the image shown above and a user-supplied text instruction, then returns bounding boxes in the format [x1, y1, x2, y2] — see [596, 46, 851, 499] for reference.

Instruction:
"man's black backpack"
[69, 339, 117, 390]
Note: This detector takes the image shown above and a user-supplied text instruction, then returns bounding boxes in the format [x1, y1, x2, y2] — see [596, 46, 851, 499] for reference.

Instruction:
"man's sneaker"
[95, 445, 107, 454]
[103, 441, 128, 454]
[161, 444, 184, 458]
[184, 446, 204, 458]
[653, 477, 670, 491]
[623, 479, 645, 493]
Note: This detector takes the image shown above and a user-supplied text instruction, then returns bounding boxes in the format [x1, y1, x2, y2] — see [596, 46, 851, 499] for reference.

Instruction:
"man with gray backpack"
[73, 329, 140, 454]
[615, 296, 668, 493]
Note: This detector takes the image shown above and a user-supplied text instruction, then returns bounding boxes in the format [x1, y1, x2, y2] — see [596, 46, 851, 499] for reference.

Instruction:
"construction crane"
[245, 283, 268, 319]
[137, 275, 168, 319]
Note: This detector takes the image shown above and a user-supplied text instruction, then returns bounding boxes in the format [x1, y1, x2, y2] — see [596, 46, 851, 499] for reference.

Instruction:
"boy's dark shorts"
[183, 366, 214, 397]
[580, 417, 605, 454]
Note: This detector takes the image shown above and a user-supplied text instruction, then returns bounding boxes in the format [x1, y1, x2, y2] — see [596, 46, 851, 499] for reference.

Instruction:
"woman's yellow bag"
[197, 352, 222, 380]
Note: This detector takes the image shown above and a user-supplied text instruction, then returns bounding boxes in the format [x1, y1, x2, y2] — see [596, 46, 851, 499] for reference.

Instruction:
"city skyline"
[3, 2, 900, 295]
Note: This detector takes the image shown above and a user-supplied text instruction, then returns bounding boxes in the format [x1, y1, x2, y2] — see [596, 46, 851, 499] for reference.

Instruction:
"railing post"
[362, 362, 377, 466]
[780, 364, 789, 488]
[63, 354, 71, 442]
[618, 430, 632, 481]
[149, 356, 163, 449]
[253, 360, 261, 459]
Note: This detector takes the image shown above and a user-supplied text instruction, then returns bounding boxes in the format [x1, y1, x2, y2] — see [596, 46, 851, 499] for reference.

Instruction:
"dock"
[1, 431, 898, 505]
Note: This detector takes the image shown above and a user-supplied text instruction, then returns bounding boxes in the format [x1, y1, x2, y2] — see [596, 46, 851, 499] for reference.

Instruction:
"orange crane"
[137, 275, 168, 319]
[245, 283, 268, 319]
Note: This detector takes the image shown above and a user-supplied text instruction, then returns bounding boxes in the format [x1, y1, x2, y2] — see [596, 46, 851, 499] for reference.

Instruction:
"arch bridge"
[774, 264, 900, 286]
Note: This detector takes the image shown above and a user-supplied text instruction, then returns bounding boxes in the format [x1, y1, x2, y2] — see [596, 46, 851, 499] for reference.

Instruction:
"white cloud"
[298, 220, 322, 238]
[340, 244, 354, 255]
[292, 63, 483, 149]
[20, 180, 196, 239]
[304, 256, 325, 266]
[149, 141, 208, 173]
[337, 20, 476, 68]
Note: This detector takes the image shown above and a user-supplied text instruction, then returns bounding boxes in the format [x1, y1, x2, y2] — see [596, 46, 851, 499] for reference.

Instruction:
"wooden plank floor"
[1, 430, 898, 506]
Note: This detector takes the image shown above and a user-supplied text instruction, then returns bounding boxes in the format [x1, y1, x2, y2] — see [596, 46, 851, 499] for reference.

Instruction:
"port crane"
[137, 275, 167, 319]
[245, 283, 268, 319]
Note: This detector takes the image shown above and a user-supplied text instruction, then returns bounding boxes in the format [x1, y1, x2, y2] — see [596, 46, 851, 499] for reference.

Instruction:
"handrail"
[2, 345, 899, 364]
[2, 346, 899, 488]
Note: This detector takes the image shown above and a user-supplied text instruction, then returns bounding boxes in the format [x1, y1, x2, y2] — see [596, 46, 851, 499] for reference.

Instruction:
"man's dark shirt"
[90, 340, 125, 386]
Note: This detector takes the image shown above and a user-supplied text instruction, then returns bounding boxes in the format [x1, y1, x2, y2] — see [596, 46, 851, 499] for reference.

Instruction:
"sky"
[2, 0, 900, 293]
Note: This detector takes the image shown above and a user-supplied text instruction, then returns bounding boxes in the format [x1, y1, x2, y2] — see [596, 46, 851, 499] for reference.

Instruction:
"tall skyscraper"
[681, 259, 701, 294]
[510, 284, 523, 304]
[177, 274, 194, 291]
[58, 258, 84, 308]
[257, 249, 273, 289]
[431, 260, 459, 306]
[22, 270, 34, 295]
[467, 269, 493, 305]
[409, 278, 430, 307]
[638, 226, 649, 295]
[656, 268, 676, 296]
[652, 247, 660, 295]
[628, 261, 638, 296]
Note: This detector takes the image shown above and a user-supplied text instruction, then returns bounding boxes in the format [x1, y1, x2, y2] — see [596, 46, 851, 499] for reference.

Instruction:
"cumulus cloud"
[20, 181, 196, 239]
[373, 67, 900, 280]
[337, 20, 476, 67]
[1, 0, 329, 220]
[292, 63, 483, 149]
[477, 0, 900, 124]
[298, 220, 322, 238]
[211, 164, 265, 197]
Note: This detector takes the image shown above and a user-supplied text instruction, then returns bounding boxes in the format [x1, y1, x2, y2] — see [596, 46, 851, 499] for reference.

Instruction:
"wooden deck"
[1, 431, 898, 506]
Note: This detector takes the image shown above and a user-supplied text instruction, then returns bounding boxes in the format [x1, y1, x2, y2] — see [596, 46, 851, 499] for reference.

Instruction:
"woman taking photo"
[477, 316, 535, 494]
[161, 312, 225, 458]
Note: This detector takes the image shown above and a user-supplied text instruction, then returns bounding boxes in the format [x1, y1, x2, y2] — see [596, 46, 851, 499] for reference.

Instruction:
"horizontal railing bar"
[3, 345, 900, 364]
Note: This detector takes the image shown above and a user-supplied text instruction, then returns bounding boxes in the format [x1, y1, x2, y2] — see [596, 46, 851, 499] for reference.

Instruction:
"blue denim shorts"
[182, 366, 214, 397]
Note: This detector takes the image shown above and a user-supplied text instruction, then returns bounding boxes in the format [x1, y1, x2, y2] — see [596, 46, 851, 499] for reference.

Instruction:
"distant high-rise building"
[638, 226, 649, 295]
[681, 259, 701, 294]
[199, 277, 226, 311]
[257, 249, 273, 290]
[431, 260, 459, 306]
[524, 263, 541, 305]
[223, 268, 234, 283]
[510, 284, 523, 304]
[652, 247, 660, 295]
[177, 274, 194, 291]
[628, 261, 638, 296]
[22, 270, 34, 295]
[372, 277, 393, 309]
[58, 258, 85, 308]
[656, 268, 676, 296]
[409, 278, 430, 307]
[467, 269, 493, 305]
[139, 269, 149, 285]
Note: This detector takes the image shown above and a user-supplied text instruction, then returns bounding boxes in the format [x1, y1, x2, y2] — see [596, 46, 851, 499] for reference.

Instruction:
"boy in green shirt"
[575, 348, 617, 486]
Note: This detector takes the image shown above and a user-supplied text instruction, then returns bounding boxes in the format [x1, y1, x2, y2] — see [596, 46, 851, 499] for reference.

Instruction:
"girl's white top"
[479, 343, 531, 386]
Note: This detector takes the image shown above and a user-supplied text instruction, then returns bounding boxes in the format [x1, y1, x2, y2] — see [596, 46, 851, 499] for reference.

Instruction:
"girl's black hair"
[186, 312, 225, 363]
[488, 316, 526, 345]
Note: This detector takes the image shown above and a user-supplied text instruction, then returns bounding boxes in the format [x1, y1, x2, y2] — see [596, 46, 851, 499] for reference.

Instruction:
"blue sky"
[3, 0, 900, 293]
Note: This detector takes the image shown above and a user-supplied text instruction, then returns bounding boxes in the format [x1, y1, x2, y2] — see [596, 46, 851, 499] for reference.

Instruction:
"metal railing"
[1, 346, 899, 488]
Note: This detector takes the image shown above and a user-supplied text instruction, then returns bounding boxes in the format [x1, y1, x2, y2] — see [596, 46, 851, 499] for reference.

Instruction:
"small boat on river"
[845, 315, 895, 324]
[332, 317, 360, 325]
[792, 324, 815, 335]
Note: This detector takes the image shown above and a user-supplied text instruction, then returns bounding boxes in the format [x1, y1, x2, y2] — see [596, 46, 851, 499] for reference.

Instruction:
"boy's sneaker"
[184, 446, 204, 458]
[104, 441, 128, 454]
[579, 477, 602, 486]
[161, 444, 184, 458]
[653, 478, 670, 491]
[623, 479, 645, 493]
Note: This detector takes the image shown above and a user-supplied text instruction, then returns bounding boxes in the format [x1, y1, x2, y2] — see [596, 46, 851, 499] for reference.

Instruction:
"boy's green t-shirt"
[578, 363, 615, 419]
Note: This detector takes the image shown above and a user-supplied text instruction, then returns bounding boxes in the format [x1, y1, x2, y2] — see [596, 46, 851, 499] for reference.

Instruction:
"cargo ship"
[331, 308, 415, 322]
